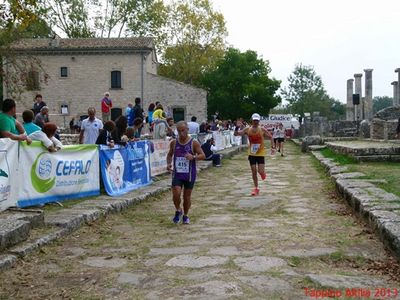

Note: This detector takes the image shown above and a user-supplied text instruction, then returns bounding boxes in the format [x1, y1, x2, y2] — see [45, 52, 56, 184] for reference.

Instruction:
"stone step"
[354, 155, 400, 162]
[0, 209, 44, 251]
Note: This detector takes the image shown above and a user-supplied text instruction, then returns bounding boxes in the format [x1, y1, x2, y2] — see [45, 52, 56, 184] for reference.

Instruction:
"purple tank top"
[173, 138, 196, 182]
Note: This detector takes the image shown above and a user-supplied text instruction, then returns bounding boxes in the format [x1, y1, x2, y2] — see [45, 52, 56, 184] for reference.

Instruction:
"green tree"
[1, 0, 51, 102]
[202, 48, 281, 120]
[158, 0, 227, 86]
[39, 0, 95, 38]
[373, 96, 393, 114]
[281, 64, 343, 120]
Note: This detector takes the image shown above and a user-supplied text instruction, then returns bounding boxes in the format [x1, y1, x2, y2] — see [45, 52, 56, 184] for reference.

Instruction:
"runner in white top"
[275, 123, 285, 156]
[79, 107, 103, 144]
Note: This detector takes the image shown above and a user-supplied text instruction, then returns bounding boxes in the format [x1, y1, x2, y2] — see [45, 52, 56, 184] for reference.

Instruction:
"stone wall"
[370, 106, 400, 140]
[145, 73, 207, 122]
[374, 106, 400, 120]
[371, 119, 398, 140]
[59, 134, 80, 145]
[300, 119, 358, 138]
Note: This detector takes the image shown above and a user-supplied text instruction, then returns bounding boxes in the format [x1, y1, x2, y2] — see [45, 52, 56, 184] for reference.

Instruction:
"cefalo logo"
[31, 152, 56, 193]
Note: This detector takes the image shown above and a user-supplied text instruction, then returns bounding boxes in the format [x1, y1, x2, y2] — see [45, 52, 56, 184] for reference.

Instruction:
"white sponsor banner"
[0, 139, 19, 211]
[17, 142, 100, 207]
[212, 131, 225, 151]
[150, 140, 170, 176]
[230, 131, 242, 146]
[223, 131, 232, 148]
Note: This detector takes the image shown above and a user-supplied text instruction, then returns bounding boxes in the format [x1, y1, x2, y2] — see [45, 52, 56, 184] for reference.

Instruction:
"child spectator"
[22, 110, 62, 152]
[124, 117, 143, 141]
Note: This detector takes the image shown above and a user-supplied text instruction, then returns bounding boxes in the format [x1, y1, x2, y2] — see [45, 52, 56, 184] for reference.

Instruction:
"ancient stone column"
[392, 81, 399, 106]
[346, 79, 354, 121]
[364, 69, 373, 120]
[395, 68, 400, 106]
[354, 73, 363, 121]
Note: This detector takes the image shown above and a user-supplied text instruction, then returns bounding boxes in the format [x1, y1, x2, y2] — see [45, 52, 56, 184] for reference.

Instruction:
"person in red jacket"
[101, 92, 112, 122]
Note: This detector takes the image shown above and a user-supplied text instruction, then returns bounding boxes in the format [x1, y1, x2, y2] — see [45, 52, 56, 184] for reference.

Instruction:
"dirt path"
[1, 142, 399, 299]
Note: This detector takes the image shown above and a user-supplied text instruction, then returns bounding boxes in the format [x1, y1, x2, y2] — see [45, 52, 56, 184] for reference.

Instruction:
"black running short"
[248, 156, 265, 165]
[277, 138, 285, 143]
[172, 177, 195, 189]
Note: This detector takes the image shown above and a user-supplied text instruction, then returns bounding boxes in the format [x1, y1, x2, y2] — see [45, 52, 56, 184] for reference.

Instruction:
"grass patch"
[320, 148, 357, 165]
[320, 148, 400, 198]
[289, 256, 302, 267]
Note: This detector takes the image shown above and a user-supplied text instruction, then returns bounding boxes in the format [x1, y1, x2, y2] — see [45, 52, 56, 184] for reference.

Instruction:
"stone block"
[45, 211, 85, 232]
[1, 210, 44, 228]
[8, 228, 68, 258]
[301, 135, 322, 152]
[0, 219, 31, 251]
[0, 254, 18, 271]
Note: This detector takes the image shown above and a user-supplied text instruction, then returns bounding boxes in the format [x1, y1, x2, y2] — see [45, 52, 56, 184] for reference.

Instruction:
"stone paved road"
[1, 142, 399, 299]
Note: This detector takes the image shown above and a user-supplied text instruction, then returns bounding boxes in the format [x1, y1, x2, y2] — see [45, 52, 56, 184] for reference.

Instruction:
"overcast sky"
[212, 0, 400, 103]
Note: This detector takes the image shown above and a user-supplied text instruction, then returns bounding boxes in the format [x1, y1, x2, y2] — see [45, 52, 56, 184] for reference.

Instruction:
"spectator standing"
[32, 94, 47, 115]
[147, 103, 155, 132]
[201, 138, 221, 167]
[79, 107, 103, 144]
[187, 116, 200, 135]
[125, 103, 133, 125]
[129, 97, 144, 128]
[154, 117, 173, 140]
[0, 99, 31, 142]
[101, 92, 112, 122]
[34, 106, 49, 128]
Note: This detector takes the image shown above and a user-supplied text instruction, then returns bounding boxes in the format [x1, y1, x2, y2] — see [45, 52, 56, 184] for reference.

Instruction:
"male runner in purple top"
[167, 121, 205, 224]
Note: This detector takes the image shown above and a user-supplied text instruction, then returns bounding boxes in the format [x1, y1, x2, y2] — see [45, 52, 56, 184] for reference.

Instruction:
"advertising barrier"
[99, 141, 152, 196]
[0, 139, 19, 211]
[150, 140, 170, 176]
[18, 142, 100, 207]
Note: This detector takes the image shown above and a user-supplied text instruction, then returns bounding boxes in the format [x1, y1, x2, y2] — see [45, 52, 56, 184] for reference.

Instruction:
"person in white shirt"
[187, 116, 200, 135]
[79, 107, 103, 144]
[276, 123, 286, 156]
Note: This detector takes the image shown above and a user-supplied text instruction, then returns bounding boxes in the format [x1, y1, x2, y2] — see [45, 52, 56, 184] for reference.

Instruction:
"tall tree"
[38, 0, 95, 38]
[94, 0, 167, 38]
[1, 0, 51, 102]
[202, 48, 281, 120]
[373, 96, 393, 114]
[281, 64, 343, 119]
[158, 0, 227, 87]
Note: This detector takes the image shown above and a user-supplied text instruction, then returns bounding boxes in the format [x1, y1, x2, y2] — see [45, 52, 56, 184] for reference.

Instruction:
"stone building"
[3, 37, 207, 126]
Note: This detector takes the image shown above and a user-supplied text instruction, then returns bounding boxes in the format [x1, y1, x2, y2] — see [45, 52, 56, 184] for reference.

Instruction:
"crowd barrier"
[0, 130, 242, 211]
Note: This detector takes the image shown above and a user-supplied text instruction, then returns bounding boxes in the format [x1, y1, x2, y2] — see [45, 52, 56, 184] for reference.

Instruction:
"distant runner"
[234, 113, 273, 196]
[167, 121, 205, 224]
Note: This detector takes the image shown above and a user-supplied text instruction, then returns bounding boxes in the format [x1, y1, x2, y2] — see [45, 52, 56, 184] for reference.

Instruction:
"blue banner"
[99, 141, 152, 196]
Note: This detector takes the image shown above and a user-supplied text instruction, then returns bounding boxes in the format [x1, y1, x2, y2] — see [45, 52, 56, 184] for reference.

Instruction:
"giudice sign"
[260, 114, 300, 129]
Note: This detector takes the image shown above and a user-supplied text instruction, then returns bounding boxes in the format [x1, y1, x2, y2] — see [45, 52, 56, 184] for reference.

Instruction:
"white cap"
[251, 113, 261, 121]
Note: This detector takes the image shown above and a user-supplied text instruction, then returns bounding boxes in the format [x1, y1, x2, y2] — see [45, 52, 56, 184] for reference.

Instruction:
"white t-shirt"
[188, 121, 200, 134]
[276, 128, 285, 139]
[81, 117, 103, 144]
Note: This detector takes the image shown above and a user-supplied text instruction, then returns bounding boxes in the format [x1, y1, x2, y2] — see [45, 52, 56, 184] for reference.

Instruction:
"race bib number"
[176, 157, 189, 173]
[251, 144, 260, 154]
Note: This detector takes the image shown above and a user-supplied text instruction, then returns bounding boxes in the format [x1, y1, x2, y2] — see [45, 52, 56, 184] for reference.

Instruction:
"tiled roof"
[10, 37, 154, 51]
